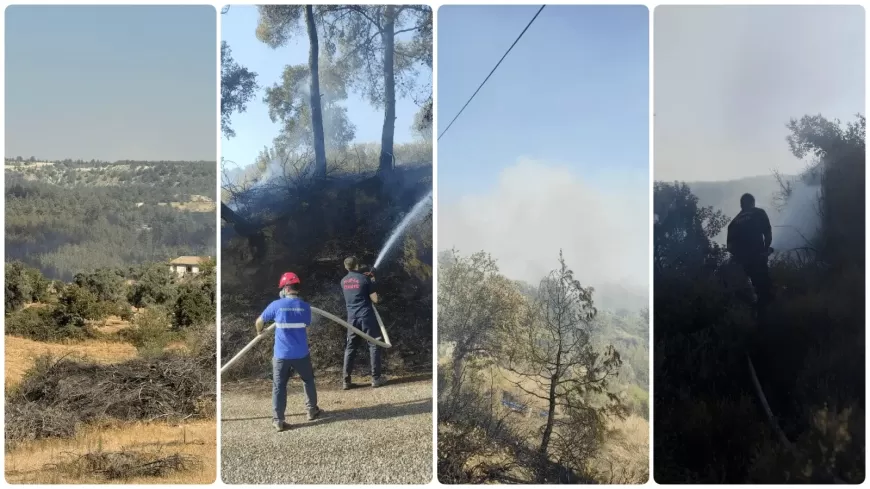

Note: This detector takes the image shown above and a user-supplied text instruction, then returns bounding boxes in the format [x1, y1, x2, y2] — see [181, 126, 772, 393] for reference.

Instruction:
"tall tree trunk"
[379, 6, 396, 174]
[539, 350, 561, 456]
[306, 5, 327, 178]
[449, 346, 467, 399]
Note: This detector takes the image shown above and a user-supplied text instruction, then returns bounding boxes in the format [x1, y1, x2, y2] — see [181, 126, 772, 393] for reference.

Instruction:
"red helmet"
[278, 272, 300, 288]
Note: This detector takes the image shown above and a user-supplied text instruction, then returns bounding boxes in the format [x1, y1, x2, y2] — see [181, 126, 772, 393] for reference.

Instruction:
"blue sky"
[220, 5, 429, 170]
[5, 5, 216, 161]
[438, 5, 650, 291]
[438, 5, 649, 201]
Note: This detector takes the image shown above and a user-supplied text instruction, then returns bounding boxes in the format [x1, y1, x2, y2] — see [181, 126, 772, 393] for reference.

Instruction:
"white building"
[169, 256, 209, 277]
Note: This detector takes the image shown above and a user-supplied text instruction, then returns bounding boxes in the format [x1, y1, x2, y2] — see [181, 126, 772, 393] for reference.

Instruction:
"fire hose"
[220, 305, 391, 374]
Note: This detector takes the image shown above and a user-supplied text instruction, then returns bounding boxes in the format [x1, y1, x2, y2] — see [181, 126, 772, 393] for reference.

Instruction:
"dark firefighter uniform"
[726, 207, 773, 310]
[340, 270, 383, 383]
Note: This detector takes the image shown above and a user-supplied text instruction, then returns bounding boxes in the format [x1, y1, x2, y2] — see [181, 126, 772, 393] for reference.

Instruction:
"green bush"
[5, 262, 32, 313]
[172, 281, 215, 330]
[127, 265, 176, 308]
[5, 307, 89, 342]
[124, 307, 175, 357]
[52, 284, 107, 328]
[74, 268, 127, 304]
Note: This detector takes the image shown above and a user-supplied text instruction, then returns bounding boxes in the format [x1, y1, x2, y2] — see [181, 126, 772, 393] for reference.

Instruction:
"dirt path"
[221, 375, 433, 484]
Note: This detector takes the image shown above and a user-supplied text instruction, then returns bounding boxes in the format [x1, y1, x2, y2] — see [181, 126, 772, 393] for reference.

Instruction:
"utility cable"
[437, 5, 546, 141]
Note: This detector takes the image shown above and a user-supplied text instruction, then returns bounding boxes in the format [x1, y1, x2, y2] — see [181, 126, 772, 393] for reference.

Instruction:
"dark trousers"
[343, 315, 382, 381]
[272, 355, 317, 422]
[740, 254, 773, 311]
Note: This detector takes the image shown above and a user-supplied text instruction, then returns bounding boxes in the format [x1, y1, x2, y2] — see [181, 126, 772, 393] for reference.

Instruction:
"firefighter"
[340, 256, 386, 389]
[255, 272, 321, 432]
[726, 193, 774, 313]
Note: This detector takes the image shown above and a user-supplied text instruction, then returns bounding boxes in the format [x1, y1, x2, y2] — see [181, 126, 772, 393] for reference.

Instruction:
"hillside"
[5, 160, 216, 281]
[654, 114, 864, 483]
[220, 154, 433, 380]
[688, 174, 783, 214]
[438, 251, 648, 484]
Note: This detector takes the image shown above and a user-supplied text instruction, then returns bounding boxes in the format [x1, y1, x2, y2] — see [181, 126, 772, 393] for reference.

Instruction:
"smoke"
[439, 159, 649, 296]
[771, 176, 821, 252]
[654, 6, 864, 182]
[249, 67, 349, 190]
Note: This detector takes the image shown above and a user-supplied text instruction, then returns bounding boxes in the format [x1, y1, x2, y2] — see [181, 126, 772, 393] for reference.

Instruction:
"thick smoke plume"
[439, 159, 648, 299]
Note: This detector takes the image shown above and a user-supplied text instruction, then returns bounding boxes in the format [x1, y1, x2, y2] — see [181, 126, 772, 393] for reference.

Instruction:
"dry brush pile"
[5, 332, 216, 449]
[48, 450, 203, 481]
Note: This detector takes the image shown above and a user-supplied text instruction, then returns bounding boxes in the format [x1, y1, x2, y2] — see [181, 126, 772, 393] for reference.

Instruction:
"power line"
[438, 5, 546, 141]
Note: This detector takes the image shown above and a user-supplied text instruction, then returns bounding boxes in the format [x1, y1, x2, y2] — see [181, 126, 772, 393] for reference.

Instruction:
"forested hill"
[5, 160, 216, 281]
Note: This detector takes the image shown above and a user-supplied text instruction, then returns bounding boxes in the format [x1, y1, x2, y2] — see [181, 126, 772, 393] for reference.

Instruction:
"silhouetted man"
[340, 256, 385, 389]
[726, 193, 774, 312]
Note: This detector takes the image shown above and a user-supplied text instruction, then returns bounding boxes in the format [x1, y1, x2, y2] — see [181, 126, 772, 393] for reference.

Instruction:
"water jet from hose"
[373, 190, 433, 269]
[220, 305, 391, 374]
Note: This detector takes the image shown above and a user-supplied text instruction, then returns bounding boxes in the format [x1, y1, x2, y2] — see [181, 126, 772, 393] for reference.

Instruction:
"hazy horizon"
[5, 6, 217, 162]
[654, 5, 864, 182]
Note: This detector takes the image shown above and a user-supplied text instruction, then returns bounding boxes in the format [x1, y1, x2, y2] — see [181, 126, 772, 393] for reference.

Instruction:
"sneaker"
[307, 407, 322, 421]
[343, 378, 354, 390]
[273, 420, 288, 432]
[372, 376, 387, 388]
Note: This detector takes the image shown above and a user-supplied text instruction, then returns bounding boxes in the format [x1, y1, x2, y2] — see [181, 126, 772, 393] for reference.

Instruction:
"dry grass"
[5, 420, 216, 484]
[440, 352, 649, 483]
[592, 415, 649, 483]
[4, 336, 137, 388]
[91, 316, 133, 335]
[164, 341, 189, 353]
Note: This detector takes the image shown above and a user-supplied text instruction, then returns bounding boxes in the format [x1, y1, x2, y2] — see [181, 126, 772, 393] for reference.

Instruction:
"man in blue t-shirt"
[256, 272, 321, 432]
[340, 256, 385, 390]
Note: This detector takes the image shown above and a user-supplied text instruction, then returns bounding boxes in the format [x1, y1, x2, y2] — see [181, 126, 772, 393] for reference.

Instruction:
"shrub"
[75, 268, 127, 304]
[173, 281, 215, 330]
[127, 265, 176, 307]
[52, 284, 106, 328]
[5, 307, 89, 342]
[5, 261, 33, 312]
[124, 307, 174, 357]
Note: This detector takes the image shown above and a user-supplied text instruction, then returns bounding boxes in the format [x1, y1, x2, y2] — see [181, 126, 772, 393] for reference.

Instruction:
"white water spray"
[374, 190, 433, 269]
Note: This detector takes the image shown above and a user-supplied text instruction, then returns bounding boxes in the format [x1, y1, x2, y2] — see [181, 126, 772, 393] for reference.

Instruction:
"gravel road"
[221, 375, 433, 484]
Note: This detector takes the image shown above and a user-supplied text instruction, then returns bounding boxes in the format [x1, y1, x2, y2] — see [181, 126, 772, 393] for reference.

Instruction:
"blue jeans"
[342, 315, 382, 381]
[272, 355, 317, 423]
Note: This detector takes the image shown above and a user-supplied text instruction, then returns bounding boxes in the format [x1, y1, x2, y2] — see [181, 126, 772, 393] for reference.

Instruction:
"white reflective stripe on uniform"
[275, 323, 307, 329]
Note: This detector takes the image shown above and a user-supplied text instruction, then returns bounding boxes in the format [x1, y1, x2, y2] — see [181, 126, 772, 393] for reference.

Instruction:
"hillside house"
[169, 256, 209, 277]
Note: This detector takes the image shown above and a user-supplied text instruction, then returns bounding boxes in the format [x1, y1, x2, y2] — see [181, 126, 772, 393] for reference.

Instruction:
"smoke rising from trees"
[439, 159, 648, 297]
